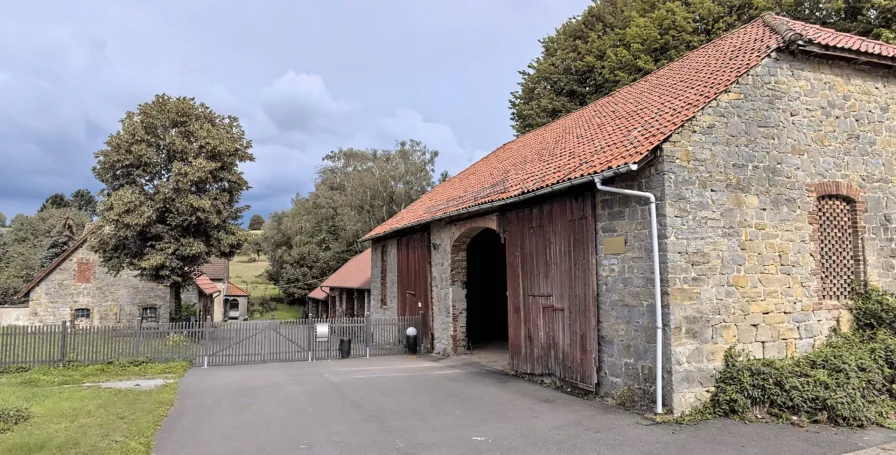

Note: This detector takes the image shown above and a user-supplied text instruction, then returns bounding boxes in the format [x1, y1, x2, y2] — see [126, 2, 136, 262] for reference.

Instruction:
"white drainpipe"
[593, 165, 664, 414]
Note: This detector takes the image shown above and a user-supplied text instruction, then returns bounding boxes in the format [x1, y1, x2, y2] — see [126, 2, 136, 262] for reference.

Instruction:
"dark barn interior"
[465, 229, 508, 347]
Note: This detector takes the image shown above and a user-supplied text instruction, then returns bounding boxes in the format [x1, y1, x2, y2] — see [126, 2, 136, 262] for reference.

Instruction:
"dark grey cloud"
[0, 0, 590, 220]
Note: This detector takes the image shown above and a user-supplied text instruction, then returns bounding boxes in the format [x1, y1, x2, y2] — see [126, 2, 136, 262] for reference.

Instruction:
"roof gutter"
[364, 163, 642, 242]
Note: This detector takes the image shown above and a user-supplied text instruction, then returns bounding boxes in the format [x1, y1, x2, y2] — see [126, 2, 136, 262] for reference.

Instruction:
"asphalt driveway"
[155, 356, 896, 455]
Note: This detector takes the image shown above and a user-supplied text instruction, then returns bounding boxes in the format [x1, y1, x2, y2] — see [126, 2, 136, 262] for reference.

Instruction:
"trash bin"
[406, 327, 418, 355]
[339, 338, 352, 359]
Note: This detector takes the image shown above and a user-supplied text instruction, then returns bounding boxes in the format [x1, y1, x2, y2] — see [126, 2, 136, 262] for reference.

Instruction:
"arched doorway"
[465, 229, 508, 349]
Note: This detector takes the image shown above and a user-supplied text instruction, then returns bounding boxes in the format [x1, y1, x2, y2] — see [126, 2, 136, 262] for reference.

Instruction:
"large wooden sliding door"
[503, 190, 598, 388]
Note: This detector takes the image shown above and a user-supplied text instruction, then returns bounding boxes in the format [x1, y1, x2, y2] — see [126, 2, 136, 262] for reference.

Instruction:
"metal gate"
[201, 320, 312, 366]
[503, 190, 598, 389]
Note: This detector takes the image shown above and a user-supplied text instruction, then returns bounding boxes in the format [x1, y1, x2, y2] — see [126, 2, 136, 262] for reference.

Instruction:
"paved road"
[155, 356, 896, 455]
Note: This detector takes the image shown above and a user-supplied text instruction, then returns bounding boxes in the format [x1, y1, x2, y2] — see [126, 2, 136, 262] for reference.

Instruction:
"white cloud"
[366, 108, 486, 175]
[260, 71, 355, 134]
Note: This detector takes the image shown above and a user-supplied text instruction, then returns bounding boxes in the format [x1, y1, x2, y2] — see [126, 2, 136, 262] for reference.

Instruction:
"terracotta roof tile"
[225, 281, 250, 297]
[308, 287, 329, 301]
[321, 249, 371, 290]
[364, 15, 896, 240]
[195, 275, 220, 295]
[198, 258, 229, 280]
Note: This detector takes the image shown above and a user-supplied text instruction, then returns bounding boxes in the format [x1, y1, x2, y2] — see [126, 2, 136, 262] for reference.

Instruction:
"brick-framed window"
[807, 181, 866, 301]
[74, 258, 96, 284]
[73, 308, 91, 320]
[141, 307, 159, 323]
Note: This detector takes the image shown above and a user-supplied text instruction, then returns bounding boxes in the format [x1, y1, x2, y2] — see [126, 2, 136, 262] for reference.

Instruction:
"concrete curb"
[843, 443, 896, 454]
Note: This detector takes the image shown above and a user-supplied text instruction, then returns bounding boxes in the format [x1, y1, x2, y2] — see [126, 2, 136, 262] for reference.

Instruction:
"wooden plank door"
[397, 230, 432, 347]
[502, 190, 597, 388]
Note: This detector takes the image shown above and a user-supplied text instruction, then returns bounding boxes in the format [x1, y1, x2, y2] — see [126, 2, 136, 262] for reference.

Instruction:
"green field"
[0, 361, 189, 455]
[230, 255, 302, 320]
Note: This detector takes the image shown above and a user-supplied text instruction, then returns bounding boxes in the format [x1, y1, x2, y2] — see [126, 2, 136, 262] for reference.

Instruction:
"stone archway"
[449, 225, 507, 353]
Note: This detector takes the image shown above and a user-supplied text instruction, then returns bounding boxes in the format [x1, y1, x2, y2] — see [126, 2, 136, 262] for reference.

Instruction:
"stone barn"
[363, 14, 896, 414]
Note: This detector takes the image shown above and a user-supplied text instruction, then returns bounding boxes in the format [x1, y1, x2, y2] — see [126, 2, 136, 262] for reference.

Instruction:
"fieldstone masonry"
[595, 160, 671, 401]
[370, 237, 398, 318]
[369, 50, 896, 415]
[25, 245, 171, 325]
[661, 52, 896, 411]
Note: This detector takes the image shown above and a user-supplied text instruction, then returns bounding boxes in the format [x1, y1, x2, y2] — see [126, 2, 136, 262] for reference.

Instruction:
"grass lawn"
[230, 254, 279, 300]
[0, 361, 190, 455]
[230, 255, 304, 320]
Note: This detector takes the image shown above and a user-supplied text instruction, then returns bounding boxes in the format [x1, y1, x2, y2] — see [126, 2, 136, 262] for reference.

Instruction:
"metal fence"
[0, 315, 423, 368]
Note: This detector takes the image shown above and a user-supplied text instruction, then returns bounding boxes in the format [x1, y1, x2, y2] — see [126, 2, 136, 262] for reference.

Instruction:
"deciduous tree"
[91, 94, 254, 320]
[248, 214, 265, 230]
[263, 140, 440, 300]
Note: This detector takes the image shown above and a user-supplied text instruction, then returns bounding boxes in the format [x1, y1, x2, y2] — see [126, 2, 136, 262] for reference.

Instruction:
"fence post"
[308, 316, 314, 362]
[202, 315, 211, 368]
[419, 308, 426, 354]
[365, 312, 371, 358]
[135, 317, 143, 358]
[59, 320, 68, 364]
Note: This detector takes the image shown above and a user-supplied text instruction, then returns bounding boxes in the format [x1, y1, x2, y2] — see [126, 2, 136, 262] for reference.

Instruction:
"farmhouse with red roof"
[1, 227, 247, 325]
[365, 14, 896, 413]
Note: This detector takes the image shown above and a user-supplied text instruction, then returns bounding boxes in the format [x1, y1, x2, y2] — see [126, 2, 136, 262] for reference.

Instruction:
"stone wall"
[595, 159, 672, 403]
[661, 51, 896, 412]
[0, 306, 30, 325]
[369, 238, 398, 318]
[26, 245, 171, 325]
[429, 214, 500, 355]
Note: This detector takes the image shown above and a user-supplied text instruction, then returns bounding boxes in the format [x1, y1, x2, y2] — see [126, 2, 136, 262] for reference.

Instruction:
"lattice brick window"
[817, 196, 859, 300]
[380, 245, 388, 308]
[74, 258, 97, 284]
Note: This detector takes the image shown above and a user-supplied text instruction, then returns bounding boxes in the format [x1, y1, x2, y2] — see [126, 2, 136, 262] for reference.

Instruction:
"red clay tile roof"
[225, 281, 250, 297]
[195, 275, 220, 295]
[198, 258, 229, 280]
[777, 17, 896, 57]
[308, 287, 329, 301]
[15, 227, 95, 300]
[321, 249, 371, 290]
[364, 15, 896, 240]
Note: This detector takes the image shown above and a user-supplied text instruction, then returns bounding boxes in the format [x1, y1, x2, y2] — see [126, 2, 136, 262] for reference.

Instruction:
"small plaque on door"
[603, 236, 625, 254]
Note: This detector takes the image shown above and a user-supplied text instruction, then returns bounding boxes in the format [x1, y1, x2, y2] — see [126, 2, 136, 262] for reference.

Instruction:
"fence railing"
[0, 315, 424, 368]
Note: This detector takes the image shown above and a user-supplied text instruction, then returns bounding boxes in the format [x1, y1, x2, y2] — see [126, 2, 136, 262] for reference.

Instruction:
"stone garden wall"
[661, 51, 896, 412]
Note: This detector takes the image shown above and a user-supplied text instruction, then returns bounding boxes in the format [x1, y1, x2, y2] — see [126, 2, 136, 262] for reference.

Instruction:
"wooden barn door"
[397, 230, 432, 347]
[503, 190, 597, 389]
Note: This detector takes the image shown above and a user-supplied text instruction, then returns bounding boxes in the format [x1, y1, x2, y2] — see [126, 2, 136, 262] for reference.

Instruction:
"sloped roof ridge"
[14, 227, 96, 300]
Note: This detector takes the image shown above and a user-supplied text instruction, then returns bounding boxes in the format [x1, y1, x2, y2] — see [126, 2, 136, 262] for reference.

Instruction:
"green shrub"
[849, 286, 896, 334]
[693, 284, 896, 427]
[0, 405, 31, 434]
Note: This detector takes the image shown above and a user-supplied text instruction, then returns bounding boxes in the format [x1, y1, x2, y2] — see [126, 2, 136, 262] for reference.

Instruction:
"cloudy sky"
[0, 0, 589, 222]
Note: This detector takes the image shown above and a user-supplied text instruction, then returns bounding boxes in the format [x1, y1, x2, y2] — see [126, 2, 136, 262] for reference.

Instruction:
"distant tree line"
[260, 139, 446, 301]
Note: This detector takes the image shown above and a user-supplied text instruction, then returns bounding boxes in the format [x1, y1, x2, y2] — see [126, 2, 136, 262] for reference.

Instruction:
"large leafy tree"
[510, 0, 896, 135]
[263, 140, 440, 300]
[91, 94, 254, 320]
[0, 212, 6, 227]
[0, 209, 89, 305]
